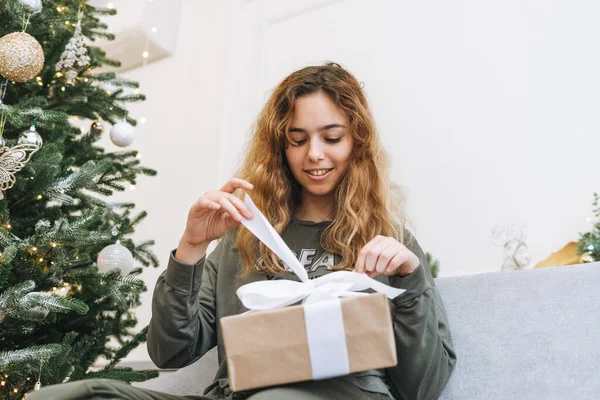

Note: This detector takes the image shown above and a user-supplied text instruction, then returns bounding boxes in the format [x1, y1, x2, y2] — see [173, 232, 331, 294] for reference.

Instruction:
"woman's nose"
[307, 138, 325, 161]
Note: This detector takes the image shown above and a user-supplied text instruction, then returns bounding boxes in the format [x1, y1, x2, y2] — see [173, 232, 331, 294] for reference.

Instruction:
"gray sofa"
[136, 262, 600, 399]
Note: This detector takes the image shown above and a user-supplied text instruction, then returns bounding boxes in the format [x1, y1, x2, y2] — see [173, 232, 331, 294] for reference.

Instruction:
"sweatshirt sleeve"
[147, 239, 223, 369]
[384, 232, 457, 400]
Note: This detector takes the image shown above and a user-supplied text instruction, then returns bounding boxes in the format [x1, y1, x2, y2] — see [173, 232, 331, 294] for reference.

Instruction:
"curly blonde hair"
[235, 62, 406, 276]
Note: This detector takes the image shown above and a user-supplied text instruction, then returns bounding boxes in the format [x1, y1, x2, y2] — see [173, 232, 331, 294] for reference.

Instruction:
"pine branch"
[84, 367, 158, 382]
[107, 326, 148, 368]
[0, 344, 62, 370]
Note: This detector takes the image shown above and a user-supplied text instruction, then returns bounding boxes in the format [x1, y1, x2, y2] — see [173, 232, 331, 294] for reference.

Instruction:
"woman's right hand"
[180, 178, 254, 248]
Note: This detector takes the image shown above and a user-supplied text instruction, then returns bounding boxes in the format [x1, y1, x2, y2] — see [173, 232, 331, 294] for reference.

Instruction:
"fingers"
[355, 235, 387, 274]
[212, 193, 252, 223]
[385, 253, 411, 274]
[227, 193, 253, 219]
[196, 177, 254, 220]
[221, 177, 254, 194]
[355, 236, 416, 278]
[196, 197, 221, 211]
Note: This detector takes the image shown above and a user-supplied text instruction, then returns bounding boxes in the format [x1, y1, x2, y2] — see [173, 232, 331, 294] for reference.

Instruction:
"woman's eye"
[293, 139, 307, 145]
[325, 138, 342, 143]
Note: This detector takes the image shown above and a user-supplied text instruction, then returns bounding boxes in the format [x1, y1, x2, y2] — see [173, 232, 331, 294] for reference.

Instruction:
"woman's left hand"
[354, 235, 420, 278]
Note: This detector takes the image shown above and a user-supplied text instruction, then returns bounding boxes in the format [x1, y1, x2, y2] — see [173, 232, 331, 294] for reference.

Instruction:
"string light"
[32, 247, 37, 252]
[36, 195, 42, 200]
[129, 185, 136, 191]
[107, 3, 114, 9]
[139, 117, 146, 124]
[38, 257, 43, 262]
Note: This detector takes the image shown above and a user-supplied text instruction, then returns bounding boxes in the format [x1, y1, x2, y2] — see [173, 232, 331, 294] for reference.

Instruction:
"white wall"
[218, 0, 600, 277]
[101, 0, 599, 363]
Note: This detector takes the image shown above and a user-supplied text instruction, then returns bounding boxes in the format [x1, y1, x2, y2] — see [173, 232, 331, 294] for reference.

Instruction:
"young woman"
[30, 63, 456, 400]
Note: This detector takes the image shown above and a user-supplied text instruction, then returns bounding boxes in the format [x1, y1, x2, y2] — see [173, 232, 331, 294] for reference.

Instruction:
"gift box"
[221, 292, 397, 392]
[220, 194, 404, 392]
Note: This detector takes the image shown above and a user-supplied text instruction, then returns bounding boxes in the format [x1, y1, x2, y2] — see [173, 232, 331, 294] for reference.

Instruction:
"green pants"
[26, 378, 391, 399]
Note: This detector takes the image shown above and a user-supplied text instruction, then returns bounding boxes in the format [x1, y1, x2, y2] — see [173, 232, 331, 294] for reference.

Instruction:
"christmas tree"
[0, 1, 158, 398]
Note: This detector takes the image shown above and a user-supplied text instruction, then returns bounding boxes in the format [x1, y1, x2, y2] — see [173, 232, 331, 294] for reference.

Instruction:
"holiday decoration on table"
[0, 2, 159, 398]
[577, 192, 599, 263]
[97, 240, 134, 275]
[0, 32, 45, 82]
[535, 193, 599, 268]
[491, 223, 532, 270]
[55, 20, 91, 86]
[110, 120, 135, 147]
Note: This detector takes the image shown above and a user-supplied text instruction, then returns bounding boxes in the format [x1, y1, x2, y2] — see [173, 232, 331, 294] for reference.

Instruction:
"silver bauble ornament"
[0, 32, 45, 82]
[97, 240, 134, 275]
[20, 0, 43, 14]
[18, 125, 43, 147]
[110, 121, 135, 147]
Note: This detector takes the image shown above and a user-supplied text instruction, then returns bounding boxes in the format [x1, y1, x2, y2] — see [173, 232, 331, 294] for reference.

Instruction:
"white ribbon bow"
[237, 195, 405, 310]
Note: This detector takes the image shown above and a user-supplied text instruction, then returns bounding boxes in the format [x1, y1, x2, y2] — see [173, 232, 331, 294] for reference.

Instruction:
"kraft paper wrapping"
[221, 292, 397, 392]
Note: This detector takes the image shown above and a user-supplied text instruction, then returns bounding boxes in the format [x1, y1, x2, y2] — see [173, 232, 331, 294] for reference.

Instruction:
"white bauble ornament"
[110, 121, 135, 147]
[20, 0, 43, 14]
[18, 125, 43, 147]
[97, 240, 134, 275]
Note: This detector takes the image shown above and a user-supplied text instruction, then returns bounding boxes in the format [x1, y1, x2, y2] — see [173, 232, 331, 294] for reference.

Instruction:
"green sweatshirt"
[148, 219, 456, 399]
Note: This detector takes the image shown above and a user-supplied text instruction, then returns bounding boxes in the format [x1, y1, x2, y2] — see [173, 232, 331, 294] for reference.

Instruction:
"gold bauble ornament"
[0, 32, 45, 82]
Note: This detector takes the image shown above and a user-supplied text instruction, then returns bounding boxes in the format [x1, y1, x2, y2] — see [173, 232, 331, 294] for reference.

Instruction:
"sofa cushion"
[437, 262, 600, 400]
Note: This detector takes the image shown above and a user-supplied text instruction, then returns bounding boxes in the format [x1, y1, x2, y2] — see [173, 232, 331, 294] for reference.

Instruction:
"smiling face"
[284, 92, 354, 204]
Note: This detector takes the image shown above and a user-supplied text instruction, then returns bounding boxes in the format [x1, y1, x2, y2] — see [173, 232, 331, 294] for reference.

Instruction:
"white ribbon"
[237, 194, 405, 380]
[237, 194, 405, 308]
